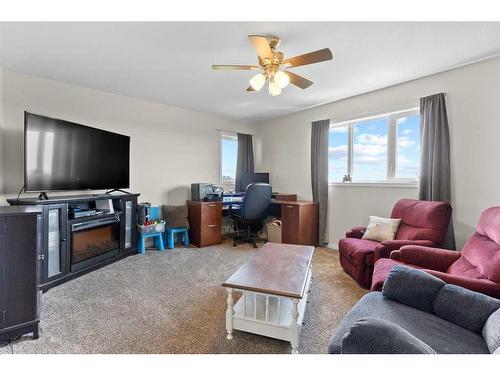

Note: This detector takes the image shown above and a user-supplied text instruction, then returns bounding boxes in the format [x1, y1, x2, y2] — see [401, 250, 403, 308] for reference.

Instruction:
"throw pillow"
[362, 216, 401, 242]
[161, 205, 190, 229]
[483, 307, 500, 354]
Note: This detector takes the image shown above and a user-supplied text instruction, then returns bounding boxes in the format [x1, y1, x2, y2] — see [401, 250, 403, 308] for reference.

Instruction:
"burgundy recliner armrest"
[394, 245, 461, 272]
[425, 271, 500, 298]
[346, 226, 367, 239]
[374, 240, 435, 262]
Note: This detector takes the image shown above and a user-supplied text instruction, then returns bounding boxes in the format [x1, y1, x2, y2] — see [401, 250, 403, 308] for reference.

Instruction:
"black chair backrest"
[241, 183, 272, 221]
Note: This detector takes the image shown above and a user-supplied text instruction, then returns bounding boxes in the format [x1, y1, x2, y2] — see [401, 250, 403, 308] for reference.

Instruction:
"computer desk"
[187, 194, 318, 248]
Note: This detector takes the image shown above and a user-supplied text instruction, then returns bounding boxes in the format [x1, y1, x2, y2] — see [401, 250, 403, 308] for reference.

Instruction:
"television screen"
[24, 112, 130, 192]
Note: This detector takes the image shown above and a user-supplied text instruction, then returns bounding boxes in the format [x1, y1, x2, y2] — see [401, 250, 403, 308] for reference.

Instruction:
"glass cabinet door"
[47, 208, 61, 277]
[44, 204, 67, 281]
[124, 200, 132, 248]
[121, 197, 137, 252]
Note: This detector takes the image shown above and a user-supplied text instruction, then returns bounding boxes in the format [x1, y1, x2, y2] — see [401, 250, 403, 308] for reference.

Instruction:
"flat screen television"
[24, 112, 130, 192]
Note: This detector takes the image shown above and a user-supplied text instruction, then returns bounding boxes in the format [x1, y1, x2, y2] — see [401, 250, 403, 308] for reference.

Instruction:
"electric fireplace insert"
[70, 215, 121, 272]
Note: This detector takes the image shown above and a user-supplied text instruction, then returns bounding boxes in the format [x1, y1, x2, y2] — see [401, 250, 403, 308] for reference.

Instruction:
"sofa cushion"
[391, 199, 451, 244]
[382, 265, 445, 313]
[460, 232, 500, 283]
[477, 207, 500, 246]
[371, 258, 415, 291]
[339, 252, 373, 289]
[362, 216, 401, 242]
[341, 317, 436, 354]
[447, 255, 487, 279]
[338, 238, 379, 266]
[433, 284, 500, 333]
[483, 308, 500, 353]
[327, 292, 489, 354]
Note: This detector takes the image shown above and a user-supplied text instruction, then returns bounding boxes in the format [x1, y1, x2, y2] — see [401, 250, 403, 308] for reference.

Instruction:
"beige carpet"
[1, 241, 366, 354]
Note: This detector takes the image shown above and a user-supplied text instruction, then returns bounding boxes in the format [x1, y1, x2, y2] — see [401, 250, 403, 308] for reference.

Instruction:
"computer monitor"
[239, 173, 270, 192]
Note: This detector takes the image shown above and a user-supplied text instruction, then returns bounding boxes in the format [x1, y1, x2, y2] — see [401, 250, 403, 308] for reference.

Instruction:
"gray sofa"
[328, 265, 500, 354]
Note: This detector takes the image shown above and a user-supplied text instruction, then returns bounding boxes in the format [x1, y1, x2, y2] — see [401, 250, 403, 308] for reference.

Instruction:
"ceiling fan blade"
[286, 71, 313, 89]
[212, 65, 260, 70]
[283, 48, 333, 67]
[246, 86, 256, 92]
[248, 35, 273, 60]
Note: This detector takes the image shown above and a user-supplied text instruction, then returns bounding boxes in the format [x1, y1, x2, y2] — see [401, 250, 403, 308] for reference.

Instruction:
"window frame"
[219, 130, 238, 191]
[329, 107, 420, 187]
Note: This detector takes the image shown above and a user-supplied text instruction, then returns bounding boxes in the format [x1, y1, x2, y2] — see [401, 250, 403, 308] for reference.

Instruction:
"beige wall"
[0, 70, 253, 205]
[255, 57, 500, 249]
[1, 58, 499, 249]
[0, 67, 3, 193]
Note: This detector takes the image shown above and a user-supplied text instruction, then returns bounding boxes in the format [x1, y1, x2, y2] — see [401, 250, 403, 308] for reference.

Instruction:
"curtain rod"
[217, 129, 255, 135]
[422, 91, 449, 97]
[324, 91, 450, 124]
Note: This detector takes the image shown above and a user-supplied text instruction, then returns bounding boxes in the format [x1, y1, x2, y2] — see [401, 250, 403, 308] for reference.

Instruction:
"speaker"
[191, 183, 211, 201]
[137, 202, 151, 225]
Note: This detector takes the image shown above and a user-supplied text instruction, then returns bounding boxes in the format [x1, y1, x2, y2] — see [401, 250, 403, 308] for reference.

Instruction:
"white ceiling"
[0, 22, 499, 124]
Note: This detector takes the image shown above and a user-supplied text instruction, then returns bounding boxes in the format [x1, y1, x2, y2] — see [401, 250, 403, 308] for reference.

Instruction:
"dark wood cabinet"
[187, 200, 222, 247]
[0, 207, 41, 341]
[278, 201, 319, 246]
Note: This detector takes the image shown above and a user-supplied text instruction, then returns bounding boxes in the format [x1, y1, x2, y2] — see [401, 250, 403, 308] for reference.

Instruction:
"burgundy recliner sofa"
[371, 206, 500, 298]
[338, 199, 452, 288]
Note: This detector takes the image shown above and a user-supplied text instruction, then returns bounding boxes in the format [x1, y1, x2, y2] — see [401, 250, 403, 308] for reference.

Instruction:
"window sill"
[329, 182, 418, 188]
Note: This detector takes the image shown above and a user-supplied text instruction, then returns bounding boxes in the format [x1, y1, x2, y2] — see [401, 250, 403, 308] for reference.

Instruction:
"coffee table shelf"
[222, 243, 314, 354]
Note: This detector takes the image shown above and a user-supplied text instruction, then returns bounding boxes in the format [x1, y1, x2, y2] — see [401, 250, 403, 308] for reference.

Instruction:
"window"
[220, 131, 238, 191]
[328, 125, 349, 182]
[329, 108, 420, 184]
[396, 114, 420, 180]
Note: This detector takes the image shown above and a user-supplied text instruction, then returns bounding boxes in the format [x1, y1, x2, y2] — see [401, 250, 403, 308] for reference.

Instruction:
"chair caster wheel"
[253, 244, 258, 249]
[233, 243, 237, 247]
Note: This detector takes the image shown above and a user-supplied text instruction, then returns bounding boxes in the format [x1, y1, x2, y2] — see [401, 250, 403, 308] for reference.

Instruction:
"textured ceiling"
[0, 22, 499, 124]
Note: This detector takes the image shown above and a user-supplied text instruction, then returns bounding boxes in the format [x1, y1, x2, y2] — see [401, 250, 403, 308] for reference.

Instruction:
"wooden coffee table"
[222, 243, 314, 354]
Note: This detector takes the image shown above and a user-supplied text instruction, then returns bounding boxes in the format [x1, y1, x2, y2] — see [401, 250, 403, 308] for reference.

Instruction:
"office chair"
[230, 183, 272, 248]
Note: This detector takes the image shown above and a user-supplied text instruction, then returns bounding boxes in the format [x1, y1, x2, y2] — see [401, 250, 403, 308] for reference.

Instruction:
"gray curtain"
[311, 119, 330, 245]
[235, 133, 254, 192]
[419, 93, 456, 249]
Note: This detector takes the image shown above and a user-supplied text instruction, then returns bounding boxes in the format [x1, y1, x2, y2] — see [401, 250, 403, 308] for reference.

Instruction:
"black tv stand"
[105, 189, 131, 195]
[38, 192, 49, 200]
[7, 192, 140, 291]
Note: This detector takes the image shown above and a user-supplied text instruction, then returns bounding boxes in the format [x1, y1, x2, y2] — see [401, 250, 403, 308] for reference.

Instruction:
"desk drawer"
[200, 223, 222, 247]
[187, 200, 222, 247]
[201, 203, 222, 227]
[200, 203, 221, 246]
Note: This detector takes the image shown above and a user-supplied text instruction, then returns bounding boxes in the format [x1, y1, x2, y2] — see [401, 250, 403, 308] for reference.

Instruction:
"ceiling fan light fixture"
[268, 79, 282, 96]
[274, 71, 290, 89]
[249, 73, 266, 91]
[212, 35, 333, 95]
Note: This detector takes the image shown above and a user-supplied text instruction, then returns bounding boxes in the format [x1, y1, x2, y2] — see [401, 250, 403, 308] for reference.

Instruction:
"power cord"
[16, 185, 26, 201]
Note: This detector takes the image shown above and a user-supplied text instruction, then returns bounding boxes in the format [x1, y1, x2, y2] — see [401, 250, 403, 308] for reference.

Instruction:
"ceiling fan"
[212, 35, 333, 96]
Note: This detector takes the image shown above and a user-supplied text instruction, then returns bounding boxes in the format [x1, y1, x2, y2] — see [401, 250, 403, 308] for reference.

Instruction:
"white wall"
[0, 70, 253, 205]
[255, 57, 500, 249]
